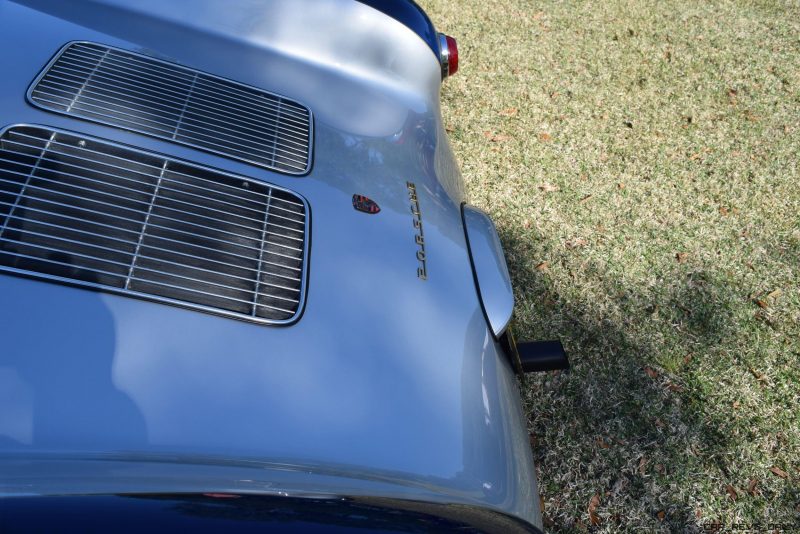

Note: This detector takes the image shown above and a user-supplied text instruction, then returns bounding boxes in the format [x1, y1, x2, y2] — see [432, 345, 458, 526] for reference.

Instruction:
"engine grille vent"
[29, 42, 312, 175]
[0, 125, 308, 324]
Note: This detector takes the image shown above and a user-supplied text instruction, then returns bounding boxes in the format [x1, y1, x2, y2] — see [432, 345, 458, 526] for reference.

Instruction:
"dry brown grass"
[421, 0, 800, 531]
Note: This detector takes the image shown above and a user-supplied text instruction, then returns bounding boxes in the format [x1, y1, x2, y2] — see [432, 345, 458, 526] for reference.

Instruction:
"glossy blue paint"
[0, 0, 541, 529]
[462, 205, 516, 337]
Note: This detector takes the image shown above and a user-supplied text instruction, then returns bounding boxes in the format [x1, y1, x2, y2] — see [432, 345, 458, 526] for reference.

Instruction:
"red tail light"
[438, 33, 459, 78]
[445, 35, 458, 76]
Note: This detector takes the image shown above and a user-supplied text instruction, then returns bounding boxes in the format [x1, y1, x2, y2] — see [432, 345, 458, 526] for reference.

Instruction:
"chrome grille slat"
[36, 82, 185, 126]
[5, 227, 137, 259]
[28, 191, 302, 258]
[0, 195, 298, 256]
[45, 47, 313, 142]
[42, 62, 312, 138]
[150, 202, 304, 241]
[2, 132, 305, 209]
[35, 78, 312, 154]
[0, 125, 308, 324]
[132, 263, 298, 304]
[1, 210, 141, 244]
[190, 78, 310, 127]
[45, 45, 313, 131]
[62, 45, 311, 123]
[134, 252, 300, 292]
[0, 176, 150, 218]
[0, 159, 159, 203]
[38, 76, 182, 122]
[134, 238, 303, 281]
[0, 249, 130, 283]
[0, 147, 278, 218]
[30, 42, 313, 174]
[125, 276, 296, 315]
[43, 64, 186, 110]
[31, 95, 310, 169]
[0, 200, 304, 276]
[0, 247, 292, 316]
[31, 95, 180, 134]
[46, 54, 311, 134]
[1, 168, 304, 243]
[0, 236, 132, 268]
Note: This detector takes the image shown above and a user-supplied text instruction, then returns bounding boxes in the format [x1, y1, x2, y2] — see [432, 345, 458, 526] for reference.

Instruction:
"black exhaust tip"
[517, 340, 570, 373]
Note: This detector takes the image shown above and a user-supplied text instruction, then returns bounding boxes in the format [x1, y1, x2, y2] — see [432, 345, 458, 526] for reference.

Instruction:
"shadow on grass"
[498, 229, 798, 532]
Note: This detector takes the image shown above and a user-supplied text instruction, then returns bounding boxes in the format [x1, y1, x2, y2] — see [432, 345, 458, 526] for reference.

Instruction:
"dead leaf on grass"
[596, 438, 610, 449]
[749, 368, 767, 382]
[767, 289, 782, 300]
[532, 11, 545, 20]
[747, 479, 758, 496]
[483, 131, 511, 142]
[566, 238, 588, 249]
[579, 194, 593, 203]
[535, 261, 549, 271]
[725, 485, 738, 501]
[588, 494, 601, 526]
[667, 382, 684, 393]
[770, 466, 788, 479]
[657, 510, 666, 521]
[499, 107, 518, 117]
[638, 456, 647, 475]
[675, 252, 688, 263]
[644, 367, 658, 379]
[538, 183, 559, 192]
[538, 132, 552, 142]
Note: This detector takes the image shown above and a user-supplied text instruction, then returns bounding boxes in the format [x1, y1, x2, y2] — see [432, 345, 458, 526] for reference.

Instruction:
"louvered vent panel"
[29, 42, 312, 175]
[0, 126, 308, 324]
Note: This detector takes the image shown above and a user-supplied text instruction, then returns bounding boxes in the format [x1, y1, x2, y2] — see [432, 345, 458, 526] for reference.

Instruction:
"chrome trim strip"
[437, 32, 450, 78]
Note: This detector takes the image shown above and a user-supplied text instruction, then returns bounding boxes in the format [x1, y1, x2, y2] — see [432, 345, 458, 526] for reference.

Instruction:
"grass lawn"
[420, 0, 799, 531]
